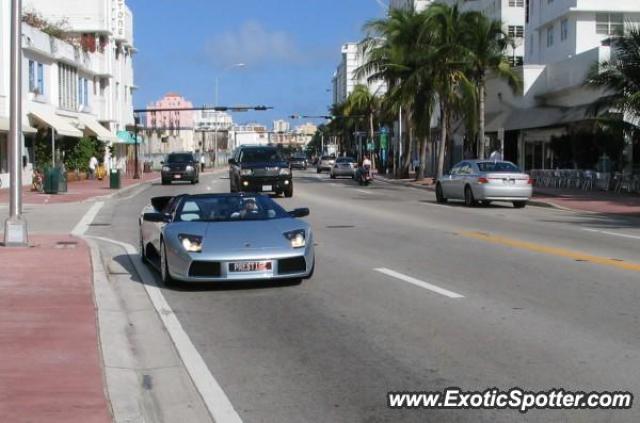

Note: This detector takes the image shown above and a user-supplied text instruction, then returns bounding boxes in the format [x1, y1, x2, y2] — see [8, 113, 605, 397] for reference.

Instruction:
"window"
[58, 63, 78, 110]
[37, 64, 44, 94]
[561, 19, 568, 41]
[28, 60, 36, 92]
[78, 77, 89, 106]
[508, 25, 524, 38]
[508, 0, 524, 6]
[546, 25, 554, 47]
[596, 13, 623, 35]
[28, 61, 45, 94]
[508, 56, 524, 66]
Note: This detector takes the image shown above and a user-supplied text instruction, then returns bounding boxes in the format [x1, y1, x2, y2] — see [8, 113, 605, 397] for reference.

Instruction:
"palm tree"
[585, 26, 640, 123]
[425, 3, 476, 178]
[344, 84, 381, 163]
[464, 12, 521, 159]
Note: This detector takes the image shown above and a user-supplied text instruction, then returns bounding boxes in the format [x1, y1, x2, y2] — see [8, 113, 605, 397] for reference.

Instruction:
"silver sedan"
[139, 193, 315, 285]
[435, 160, 533, 208]
[330, 157, 357, 179]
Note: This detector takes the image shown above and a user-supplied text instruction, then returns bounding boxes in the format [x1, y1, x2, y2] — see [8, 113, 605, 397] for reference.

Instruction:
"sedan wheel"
[464, 186, 477, 207]
[513, 201, 527, 209]
[435, 183, 447, 204]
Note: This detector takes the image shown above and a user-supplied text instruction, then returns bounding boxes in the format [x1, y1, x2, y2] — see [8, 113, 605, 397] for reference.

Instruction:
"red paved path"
[0, 235, 111, 423]
[0, 171, 159, 205]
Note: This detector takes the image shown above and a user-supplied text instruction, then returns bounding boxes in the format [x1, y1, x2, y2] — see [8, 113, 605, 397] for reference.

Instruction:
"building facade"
[144, 93, 195, 155]
[389, 0, 431, 12]
[0, 0, 135, 186]
[332, 41, 386, 106]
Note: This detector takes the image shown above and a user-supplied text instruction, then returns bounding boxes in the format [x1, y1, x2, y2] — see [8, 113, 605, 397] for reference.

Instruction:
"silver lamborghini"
[139, 193, 315, 285]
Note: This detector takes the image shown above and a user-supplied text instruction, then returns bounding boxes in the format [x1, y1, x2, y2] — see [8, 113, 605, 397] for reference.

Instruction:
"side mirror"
[143, 212, 169, 223]
[160, 161, 164, 165]
[288, 208, 310, 218]
[228, 158, 237, 165]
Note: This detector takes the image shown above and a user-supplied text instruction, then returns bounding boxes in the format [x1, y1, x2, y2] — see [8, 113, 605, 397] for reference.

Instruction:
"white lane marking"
[71, 201, 105, 236]
[374, 268, 464, 299]
[355, 189, 373, 195]
[88, 236, 242, 423]
[582, 228, 640, 241]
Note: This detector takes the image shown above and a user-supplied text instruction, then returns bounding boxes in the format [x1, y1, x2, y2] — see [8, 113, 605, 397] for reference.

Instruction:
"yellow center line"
[459, 231, 640, 273]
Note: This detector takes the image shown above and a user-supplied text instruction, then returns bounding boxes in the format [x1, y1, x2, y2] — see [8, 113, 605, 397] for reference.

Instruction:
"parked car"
[316, 155, 335, 173]
[289, 153, 308, 170]
[161, 152, 200, 185]
[330, 157, 357, 179]
[229, 145, 293, 197]
[435, 160, 533, 208]
[139, 193, 315, 285]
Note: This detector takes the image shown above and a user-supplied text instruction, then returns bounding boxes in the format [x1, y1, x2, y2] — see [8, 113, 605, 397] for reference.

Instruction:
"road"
[87, 169, 640, 422]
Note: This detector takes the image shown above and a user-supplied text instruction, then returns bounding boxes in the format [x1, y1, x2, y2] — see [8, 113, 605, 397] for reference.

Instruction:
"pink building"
[144, 93, 196, 154]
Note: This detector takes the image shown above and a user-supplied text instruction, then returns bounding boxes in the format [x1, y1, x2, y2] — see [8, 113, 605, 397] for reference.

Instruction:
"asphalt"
[87, 169, 640, 423]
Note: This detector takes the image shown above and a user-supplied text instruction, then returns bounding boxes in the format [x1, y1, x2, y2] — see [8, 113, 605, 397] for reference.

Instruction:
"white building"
[0, 0, 135, 186]
[193, 110, 233, 165]
[332, 41, 386, 105]
[272, 119, 290, 133]
[443, 0, 526, 67]
[482, 0, 640, 170]
[229, 123, 269, 148]
[389, 0, 431, 12]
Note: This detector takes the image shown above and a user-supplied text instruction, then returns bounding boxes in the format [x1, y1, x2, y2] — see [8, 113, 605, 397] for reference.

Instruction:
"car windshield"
[241, 148, 284, 163]
[476, 162, 521, 173]
[175, 195, 289, 222]
[167, 154, 193, 163]
[321, 156, 333, 161]
[336, 157, 355, 163]
[292, 154, 306, 159]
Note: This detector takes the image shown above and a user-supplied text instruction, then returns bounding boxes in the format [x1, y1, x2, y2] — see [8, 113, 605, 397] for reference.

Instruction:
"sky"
[127, 0, 387, 127]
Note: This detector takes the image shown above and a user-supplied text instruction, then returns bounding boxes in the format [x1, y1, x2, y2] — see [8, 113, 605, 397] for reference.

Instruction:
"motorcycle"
[357, 164, 372, 186]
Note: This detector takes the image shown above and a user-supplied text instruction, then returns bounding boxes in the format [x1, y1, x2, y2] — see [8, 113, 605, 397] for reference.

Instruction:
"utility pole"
[133, 115, 140, 179]
[4, 0, 28, 247]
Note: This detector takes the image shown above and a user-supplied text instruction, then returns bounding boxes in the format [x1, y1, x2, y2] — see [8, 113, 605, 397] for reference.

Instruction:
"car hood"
[165, 219, 309, 252]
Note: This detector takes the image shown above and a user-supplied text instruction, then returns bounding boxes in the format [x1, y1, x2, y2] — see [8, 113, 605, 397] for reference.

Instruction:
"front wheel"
[435, 183, 447, 203]
[316, 168, 321, 174]
[330, 173, 336, 179]
[160, 240, 177, 288]
[513, 201, 527, 209]
[464, 186, 477, 207]
[284, 184, 293, 198]
[161, 179, 170, 186]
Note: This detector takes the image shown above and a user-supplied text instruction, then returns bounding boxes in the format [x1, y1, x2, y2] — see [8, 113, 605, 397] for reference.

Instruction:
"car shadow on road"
[418, 199, 517, 209]
[112, 254, 303, 293]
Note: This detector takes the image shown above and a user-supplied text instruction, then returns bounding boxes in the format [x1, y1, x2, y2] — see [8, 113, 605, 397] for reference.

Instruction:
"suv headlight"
[279, 168, 291, 176]
[162, 166, 170, 172]
[178, 234, 203, 253]
[241, 168, 253, 176]
[284, 230, 305, 248]
[186, 165, 194, 172]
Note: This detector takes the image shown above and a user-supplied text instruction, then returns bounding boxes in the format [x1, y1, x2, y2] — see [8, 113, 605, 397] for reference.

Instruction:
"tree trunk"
[417, 133, 429, 181]
[369, 112, 376, 171]
[478, 81, 486, 160]
[437, 103, 448, 178]
[400, 109, 412, 178]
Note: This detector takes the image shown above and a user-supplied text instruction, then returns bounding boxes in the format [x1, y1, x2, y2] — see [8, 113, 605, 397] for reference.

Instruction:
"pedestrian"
[200, 154, 206, 172]
[88, 155, 98, 180]
[489, 148, 503, 161]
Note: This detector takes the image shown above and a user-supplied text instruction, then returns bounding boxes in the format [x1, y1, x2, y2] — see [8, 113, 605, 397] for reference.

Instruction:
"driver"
[239, 198, 259, 218]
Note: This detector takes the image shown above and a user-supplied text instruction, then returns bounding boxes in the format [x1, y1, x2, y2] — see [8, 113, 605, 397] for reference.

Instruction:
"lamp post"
[215, 63, 245, 107]
[4, 0, 28, 247]
[127, 115, 141, 179]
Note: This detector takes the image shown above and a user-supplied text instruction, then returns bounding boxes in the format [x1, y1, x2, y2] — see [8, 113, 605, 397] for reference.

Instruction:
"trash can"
[43, 167, 59, 194]
[109, 169, 121, 189]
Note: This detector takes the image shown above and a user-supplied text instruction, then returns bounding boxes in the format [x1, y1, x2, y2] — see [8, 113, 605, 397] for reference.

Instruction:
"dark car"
[161, 152, 200, 185]
[229, 146, 293, 197]
[289, 153, 308, 170]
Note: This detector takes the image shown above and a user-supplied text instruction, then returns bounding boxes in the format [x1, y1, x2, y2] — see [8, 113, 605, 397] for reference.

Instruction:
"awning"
[485, 105, 606, 132]
[28, 109, 83, 138]
[0, 117, 37, 134]
[77, 116, 118, 142]
[114, 130, 144, 144]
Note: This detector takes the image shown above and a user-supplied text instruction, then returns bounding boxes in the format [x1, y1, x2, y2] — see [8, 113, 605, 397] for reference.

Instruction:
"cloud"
[204, 21, 305, 68]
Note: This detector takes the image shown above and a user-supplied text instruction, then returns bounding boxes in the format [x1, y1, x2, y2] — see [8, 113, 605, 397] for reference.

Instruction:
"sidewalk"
[374, 173, 640, 216]
[0, 171, 160, 205]
[0, 235, 111, 423]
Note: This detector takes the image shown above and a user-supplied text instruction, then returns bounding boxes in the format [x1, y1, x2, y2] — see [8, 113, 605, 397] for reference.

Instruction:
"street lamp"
[215, 63, 245, 107]
[126, 115, 141, 179]
[4, 0, 28, 247]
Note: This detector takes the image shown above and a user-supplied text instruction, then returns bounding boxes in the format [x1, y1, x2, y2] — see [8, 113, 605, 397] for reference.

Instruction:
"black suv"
[229, 146, 293, 197]
[161, 152, 200, 185]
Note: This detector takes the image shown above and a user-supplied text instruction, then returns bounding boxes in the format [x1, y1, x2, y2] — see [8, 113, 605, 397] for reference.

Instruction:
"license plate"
[174, 174, 182, 179]
[229, 261, 272, 273]
[262, 185, 272, 192]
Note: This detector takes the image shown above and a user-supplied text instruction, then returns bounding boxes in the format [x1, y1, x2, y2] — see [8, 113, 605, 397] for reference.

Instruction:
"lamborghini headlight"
[178, 234, 203, 253]
[284, 230, 306, 248]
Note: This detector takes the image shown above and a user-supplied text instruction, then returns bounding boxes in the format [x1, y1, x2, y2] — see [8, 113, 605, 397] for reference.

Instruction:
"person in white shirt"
[489, 149, 503, 161]
[362, 155, 372, 168]
[89, 155, 98, 179]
